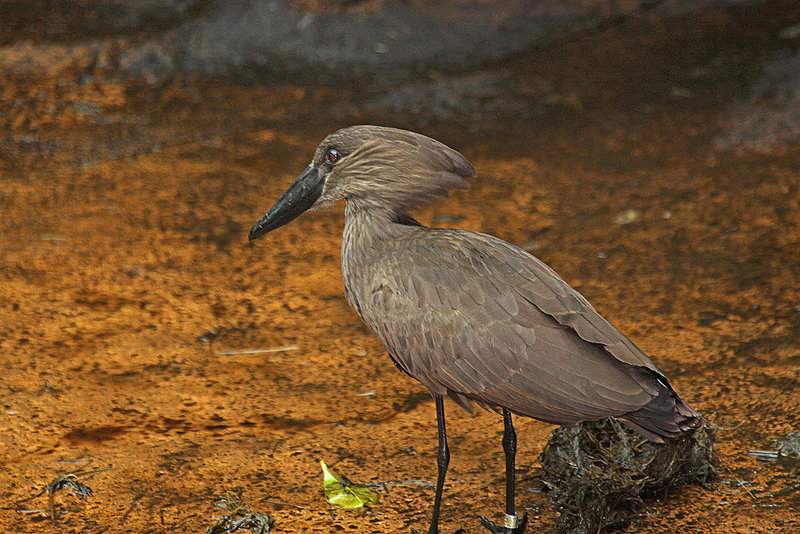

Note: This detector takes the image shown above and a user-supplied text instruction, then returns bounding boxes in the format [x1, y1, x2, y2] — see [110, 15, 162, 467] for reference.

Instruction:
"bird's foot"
[479, 512, 528, 533]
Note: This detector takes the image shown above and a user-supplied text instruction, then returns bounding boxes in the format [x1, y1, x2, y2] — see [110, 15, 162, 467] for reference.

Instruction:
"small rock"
[197, 329, 218, 344]
[613, 209, 640, 225]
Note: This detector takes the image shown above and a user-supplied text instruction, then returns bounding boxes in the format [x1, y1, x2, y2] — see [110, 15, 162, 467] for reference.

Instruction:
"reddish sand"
[1, 5, 798, 533]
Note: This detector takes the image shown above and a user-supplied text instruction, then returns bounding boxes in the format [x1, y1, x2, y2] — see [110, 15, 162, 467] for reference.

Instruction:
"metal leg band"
[504, 513, 519, 529]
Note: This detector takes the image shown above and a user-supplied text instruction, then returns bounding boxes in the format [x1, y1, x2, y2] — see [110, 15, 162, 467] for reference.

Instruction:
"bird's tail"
[621, 385, 704, 443]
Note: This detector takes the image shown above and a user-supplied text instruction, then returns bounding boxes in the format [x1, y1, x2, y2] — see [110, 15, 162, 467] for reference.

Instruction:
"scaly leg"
[412, 395, 450, 534]
[479, 409, 527, 533]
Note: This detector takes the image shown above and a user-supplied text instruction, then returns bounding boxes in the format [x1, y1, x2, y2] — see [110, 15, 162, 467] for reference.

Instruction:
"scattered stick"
[46, 474, 92, 524]
[713, 452, 757, 500]
[215, 346, 298, 356]
[15, 466, 114, 524]
[748, 450, 779, 461]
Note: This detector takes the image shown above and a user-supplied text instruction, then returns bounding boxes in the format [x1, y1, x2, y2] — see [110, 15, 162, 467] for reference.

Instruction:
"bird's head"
[249, 125, 476, 240]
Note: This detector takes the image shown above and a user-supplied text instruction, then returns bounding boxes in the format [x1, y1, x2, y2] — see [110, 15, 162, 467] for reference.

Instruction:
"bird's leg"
[479, 409, 527, 533]
[412, 395, 450, 534]
[430, 395, 450, 534]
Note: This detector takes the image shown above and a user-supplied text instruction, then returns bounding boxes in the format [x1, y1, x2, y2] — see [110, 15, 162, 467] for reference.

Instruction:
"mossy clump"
[539, 418, 716, 534]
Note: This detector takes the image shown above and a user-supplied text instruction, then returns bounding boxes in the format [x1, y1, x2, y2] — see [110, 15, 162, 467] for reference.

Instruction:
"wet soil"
[2, 2, 799, 533]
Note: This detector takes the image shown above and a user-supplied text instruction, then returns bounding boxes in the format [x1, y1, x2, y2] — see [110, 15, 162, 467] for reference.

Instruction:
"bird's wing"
[478, 232, 663, 372]
[357, 228, 662, 424]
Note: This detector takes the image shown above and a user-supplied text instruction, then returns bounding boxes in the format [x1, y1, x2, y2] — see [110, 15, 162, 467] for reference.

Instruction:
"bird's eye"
[325, 148, 341, 164]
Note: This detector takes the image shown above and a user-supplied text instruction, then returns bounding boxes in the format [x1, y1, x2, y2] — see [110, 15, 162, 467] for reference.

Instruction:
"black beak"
[249, 166, 325, 241]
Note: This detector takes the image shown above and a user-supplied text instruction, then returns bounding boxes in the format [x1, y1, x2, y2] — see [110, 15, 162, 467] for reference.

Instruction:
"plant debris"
[47, 473, 93, 524]
[749, 431, 800, 461]
[320, 460, 380, 508]
[35, 467, 110, 524]
[749, 431, 800, 472]
[539, 418, 716, 534]
[48, 474, 93, 499]
[775, 432, 800, 458]
[205, 493, 274, 534]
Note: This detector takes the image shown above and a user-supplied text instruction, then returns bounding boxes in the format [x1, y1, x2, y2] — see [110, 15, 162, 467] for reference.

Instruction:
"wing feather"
[355, 227, 669, 426]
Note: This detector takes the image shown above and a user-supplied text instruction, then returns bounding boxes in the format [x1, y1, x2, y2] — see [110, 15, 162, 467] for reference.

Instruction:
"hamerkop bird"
[249, 125, 702, 534]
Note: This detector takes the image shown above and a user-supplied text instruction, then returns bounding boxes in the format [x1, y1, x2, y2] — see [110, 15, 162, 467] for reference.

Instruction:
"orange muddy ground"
[1, 4, 799, 534]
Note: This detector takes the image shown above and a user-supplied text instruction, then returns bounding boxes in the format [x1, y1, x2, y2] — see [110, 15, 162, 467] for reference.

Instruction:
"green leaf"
[320, 460, 380, 509]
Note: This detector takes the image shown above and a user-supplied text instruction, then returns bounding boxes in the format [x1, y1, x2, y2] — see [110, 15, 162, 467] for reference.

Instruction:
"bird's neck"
[344, 201, 419, 237]
[341, 202, 421, 309]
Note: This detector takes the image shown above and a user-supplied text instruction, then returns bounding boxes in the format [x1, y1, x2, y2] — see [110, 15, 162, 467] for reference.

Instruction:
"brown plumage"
[249, 125, 702, 534]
